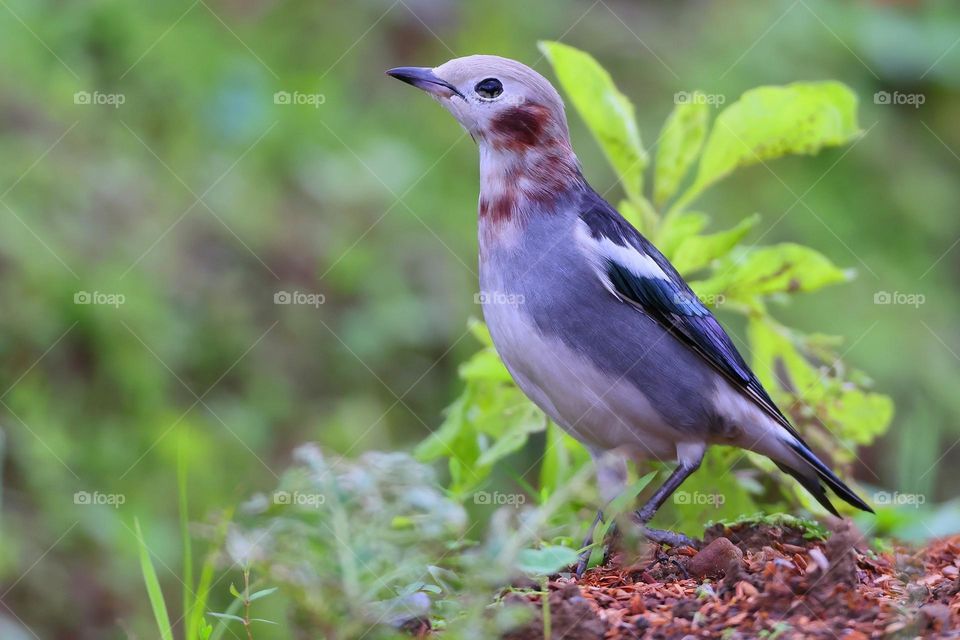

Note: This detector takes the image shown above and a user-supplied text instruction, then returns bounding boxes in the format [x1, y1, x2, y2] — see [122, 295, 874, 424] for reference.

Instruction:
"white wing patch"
[574, 218, 669, 292]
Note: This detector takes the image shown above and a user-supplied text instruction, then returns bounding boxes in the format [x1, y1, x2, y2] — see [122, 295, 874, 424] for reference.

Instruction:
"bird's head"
[388, 55, 583, 241]
[387, 55, 572, 153]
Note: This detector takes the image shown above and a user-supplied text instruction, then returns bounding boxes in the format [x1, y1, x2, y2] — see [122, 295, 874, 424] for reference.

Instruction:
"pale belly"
[481, 297, 682, 462]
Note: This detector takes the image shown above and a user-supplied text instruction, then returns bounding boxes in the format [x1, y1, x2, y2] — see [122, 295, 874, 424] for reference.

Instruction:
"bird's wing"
[575, 193, 799, 438]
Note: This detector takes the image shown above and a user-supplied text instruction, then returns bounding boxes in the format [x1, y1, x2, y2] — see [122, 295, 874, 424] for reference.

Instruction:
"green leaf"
[467, 316, 493, 346]
[518, 544, 580, 576]
[671, 213, 760, 274]
[539, 422, 590, 498]
[135, 518, 174, 640]
[414, 393, 472, 462]
[748, 317, 893, 453]
[208, 613, 245, 623]
[588, 472, 656, 568]
[458, 348, 513, 383]
[677, 82, 860, 210]
[539, 41, 648, 201]
[248, 587, 279, 602]
[657, 211, 709, 258]
[748, 317, 820, 399]
[824, 388, 893, 445]
[655, 97, 709, 206]
[694, 243, 850, 302]
[207, 596, 245, 640]
[475, 408, 544, 467]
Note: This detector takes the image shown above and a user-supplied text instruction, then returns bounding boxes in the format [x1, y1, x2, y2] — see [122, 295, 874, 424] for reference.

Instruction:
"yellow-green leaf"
[695, 243, 850, 301]
[747, 317, 821, 402]
[677, 82, 860, 209]
[657, 211, 709, 258]
[539, 41, 648, 201]
[654, 96, 709, 206]
[458, 348, 513, 383]
[671, 213, 760, 275]
[824, 388, 893, 445]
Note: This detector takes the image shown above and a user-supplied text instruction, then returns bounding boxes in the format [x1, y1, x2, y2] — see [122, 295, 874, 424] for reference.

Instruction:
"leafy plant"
[417, 41, 894, 533]
[226, 445, 605, 637]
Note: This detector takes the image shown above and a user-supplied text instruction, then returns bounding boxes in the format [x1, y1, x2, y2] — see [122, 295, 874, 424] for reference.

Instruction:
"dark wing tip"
[786, 441, 874, 514]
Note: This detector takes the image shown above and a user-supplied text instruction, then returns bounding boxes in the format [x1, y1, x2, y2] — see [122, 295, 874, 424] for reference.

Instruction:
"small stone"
[687, 537, 743, 579]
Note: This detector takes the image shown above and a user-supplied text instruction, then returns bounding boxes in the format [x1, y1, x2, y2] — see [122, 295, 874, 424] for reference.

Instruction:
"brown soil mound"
[503, 524, 960, 639]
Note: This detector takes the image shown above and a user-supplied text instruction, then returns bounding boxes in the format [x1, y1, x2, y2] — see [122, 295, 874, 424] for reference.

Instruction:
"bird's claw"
[574, 547, 591, 578]
[641, 525, 699, 550]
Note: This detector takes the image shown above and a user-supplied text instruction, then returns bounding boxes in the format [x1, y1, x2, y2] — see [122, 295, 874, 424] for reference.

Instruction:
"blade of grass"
[135, 518, 174, 640]
[178, 431, 194, 640]
[189, 508, 233, 637]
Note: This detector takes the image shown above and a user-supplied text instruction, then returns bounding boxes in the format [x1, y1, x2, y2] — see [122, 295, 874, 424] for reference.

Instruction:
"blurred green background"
[0, 0, 958, 637]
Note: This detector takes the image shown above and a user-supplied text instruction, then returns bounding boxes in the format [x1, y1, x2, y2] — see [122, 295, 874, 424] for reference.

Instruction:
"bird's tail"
[774, 438, 873, 516]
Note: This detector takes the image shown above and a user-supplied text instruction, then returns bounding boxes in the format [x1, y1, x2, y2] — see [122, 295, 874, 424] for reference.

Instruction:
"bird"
[387, 55, 873, 574]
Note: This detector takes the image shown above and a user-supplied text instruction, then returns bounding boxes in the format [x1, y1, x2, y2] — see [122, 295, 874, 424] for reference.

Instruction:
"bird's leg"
[575, 509, 604, 578]
[633, 452, 703, 549]
[574, 511, 621, 577]
[575, 449, 628, 577]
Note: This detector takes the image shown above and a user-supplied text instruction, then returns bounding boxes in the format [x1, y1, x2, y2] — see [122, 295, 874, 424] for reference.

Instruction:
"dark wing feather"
[579, 193, 873, 514]
[578, 192, 799, 439]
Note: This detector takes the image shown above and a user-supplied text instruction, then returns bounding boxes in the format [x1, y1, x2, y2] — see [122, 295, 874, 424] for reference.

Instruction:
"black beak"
[386, 66, 464, 99]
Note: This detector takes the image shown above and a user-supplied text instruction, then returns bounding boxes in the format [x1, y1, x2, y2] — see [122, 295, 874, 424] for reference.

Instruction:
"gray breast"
[479, 209, 722, 455]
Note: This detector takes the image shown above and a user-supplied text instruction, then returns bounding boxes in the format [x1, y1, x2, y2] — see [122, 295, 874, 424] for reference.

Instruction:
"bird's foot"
[575, 511, 617, 578]
[641, 526, 699, 550]
[574, 547, 591, 579]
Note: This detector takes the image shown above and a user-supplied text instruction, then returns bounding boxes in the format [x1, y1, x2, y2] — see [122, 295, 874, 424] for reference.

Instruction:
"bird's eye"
[474, 78, 503, 100]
